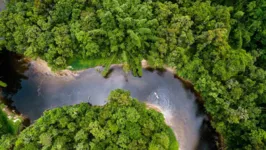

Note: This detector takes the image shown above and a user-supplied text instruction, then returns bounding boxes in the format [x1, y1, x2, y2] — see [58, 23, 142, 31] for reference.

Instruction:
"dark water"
[0, 51, 217, 150]
[0, 51, 28, 97]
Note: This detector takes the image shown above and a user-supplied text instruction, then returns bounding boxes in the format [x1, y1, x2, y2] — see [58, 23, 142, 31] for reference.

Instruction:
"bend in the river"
[0, 52, 218, 150]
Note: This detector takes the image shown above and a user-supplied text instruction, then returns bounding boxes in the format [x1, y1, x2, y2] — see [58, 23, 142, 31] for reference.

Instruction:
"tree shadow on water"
[196, 119, 219, 150]
[0, 50, 29, 98]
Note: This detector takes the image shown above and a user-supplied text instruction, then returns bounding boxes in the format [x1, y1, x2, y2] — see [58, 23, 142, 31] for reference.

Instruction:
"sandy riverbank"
[0, 92, 25, 132]
[29, 58, 82, 79]
[146, 103, 184, 150]
[146, 103, 173, 126]
[30, 58, 178, 78]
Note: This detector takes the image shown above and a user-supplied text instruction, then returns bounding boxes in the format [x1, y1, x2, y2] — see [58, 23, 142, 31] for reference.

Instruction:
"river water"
[0, 51, 217, 150]
[0, 2, 217, 149]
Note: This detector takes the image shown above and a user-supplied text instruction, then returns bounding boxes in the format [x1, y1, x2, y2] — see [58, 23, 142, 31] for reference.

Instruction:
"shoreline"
[3, 56, 223, 149]
[0, 91, 29, 134]
[28, 58, 82, 79]
[146, 103, 180, 150]
[146, 102, 173, 127]
[30, 58, 184, 79]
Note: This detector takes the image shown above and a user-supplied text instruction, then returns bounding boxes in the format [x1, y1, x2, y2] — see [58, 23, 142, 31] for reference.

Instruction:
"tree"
[1, 0, 266, 149]
[14, 90, 178, 150]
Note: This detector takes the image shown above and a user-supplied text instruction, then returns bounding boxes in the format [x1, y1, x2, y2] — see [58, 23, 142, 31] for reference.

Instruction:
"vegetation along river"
[0, 51, 218, 150]
[1, 0, 266, 149]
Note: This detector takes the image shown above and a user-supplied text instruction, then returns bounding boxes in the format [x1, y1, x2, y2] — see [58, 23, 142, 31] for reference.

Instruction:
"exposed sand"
[12, 57, 213, 150]
[146, 103, 174, 126]
[29, 58, 81, 80]
[146, 102, 193, 150]
[28, 58, 201, 150]
[31, 58, 177, 78]
[0, 94, 23, 123]
[141, 59, 177, 74]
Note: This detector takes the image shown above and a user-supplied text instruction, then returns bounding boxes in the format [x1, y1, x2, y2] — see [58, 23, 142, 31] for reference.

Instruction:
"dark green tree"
[14, 89, 178, 150]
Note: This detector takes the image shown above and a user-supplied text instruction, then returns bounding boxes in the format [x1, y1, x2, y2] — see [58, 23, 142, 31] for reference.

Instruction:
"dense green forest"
[2, 90, 178, 150]
[0, 0, 266, 149]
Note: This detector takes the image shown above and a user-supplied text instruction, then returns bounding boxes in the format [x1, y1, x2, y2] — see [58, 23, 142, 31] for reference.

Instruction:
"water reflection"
[0, 50, 29, 98]
[2, 61, 217, 150]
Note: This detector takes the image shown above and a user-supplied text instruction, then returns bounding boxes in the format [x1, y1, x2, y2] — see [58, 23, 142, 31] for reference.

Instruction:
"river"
[0, 0, 219, 149]
[0, 51, 217, 150]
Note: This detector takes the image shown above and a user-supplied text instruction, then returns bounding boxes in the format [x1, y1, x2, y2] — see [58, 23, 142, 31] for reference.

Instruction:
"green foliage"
[167, 127, 179, 150]
[0, 107, 12, 136]
[67, 56, 121, 71]
[0, 104, 21, 136]
[0, 134, 16, 150]
[1, 0, 266, 149]
[0, 103, 18, 137]
[0, 81, 7, 87]
[0, 0, 161, 75]
[0, 103, 23, 150]
[14, 89, 178, 150]
[212, 0, 266, 69]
